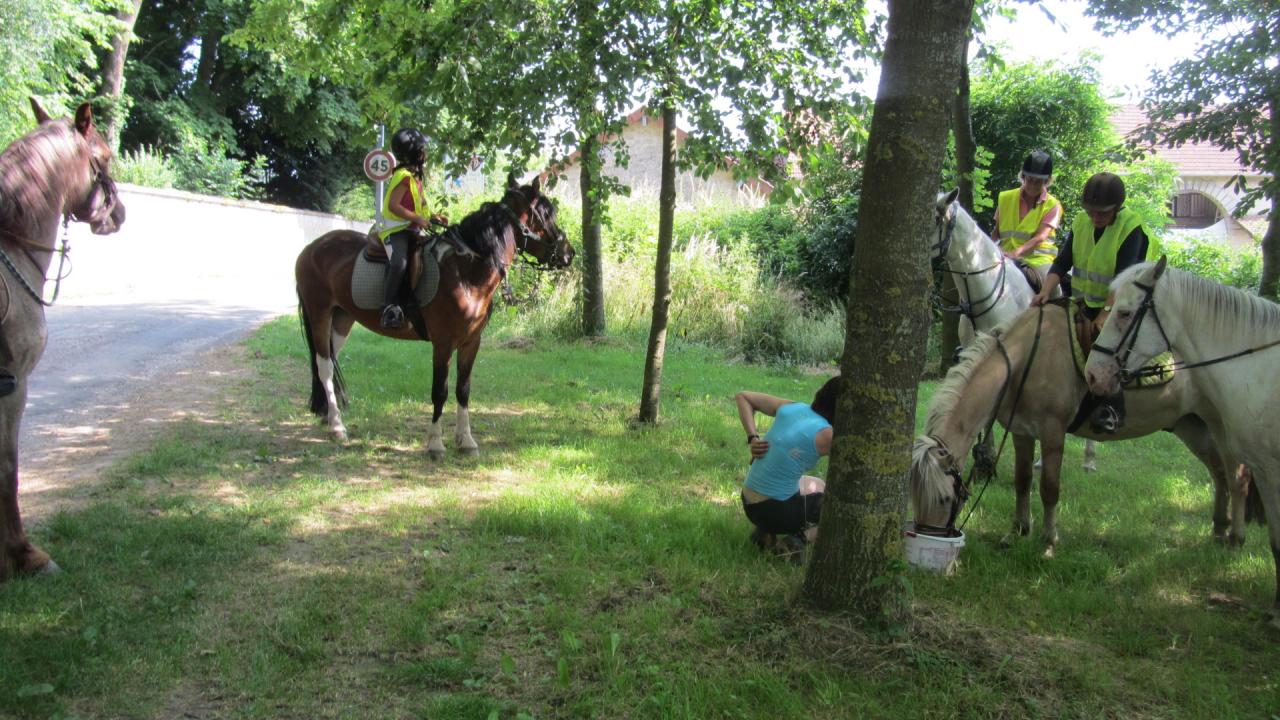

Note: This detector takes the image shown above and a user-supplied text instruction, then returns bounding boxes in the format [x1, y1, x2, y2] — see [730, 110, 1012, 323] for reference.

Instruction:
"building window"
[1171, 191, 1221, 229]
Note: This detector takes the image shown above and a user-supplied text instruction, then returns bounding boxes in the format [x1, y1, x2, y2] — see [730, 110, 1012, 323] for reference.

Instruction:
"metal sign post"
[373, 124, 387, 217]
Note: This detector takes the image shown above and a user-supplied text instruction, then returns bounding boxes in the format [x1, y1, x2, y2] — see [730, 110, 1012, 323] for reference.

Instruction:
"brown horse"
[0, 98, 126, 580]
[295, 172, 573, 457]
[909, 303, 1241, 555]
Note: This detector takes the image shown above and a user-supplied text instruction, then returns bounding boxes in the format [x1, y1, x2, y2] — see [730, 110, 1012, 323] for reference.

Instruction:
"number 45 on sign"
[363, 149, 395, 182]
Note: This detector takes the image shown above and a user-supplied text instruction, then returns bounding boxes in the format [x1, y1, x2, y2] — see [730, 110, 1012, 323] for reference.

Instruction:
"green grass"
[1, 318, 1276, 719]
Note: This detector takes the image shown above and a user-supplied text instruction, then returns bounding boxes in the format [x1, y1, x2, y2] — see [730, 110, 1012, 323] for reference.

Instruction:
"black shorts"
[742, 491, 823, 536]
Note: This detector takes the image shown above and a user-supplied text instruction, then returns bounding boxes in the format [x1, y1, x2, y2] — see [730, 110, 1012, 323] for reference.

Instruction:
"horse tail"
[297, 293, 350, 421]
[909, 436, 958, 527]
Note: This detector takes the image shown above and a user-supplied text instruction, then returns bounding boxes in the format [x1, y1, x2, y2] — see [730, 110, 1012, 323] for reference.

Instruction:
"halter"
[931, 206, 1009, 322]
[1093, 275, 1280, 384]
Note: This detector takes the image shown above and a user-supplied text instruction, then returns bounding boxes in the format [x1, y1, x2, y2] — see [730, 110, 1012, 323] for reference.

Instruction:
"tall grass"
[491, 192, 845, 366]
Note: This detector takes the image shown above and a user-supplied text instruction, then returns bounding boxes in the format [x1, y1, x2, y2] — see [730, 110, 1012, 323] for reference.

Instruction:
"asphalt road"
[20, 301, 285, 463]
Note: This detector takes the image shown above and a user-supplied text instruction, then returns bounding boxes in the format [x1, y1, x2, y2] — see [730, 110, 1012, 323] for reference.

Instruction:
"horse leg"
[0, 390, 58, 580]
[302, 300, 348, 442]
[1037, 434, 1065, 557]
[1250, 468, 1280, 628]
[1170, 416, 1240, 545]
[453, 338, 481, 456]
[1082, 440, 1098, 473]
[426, 343, 452, 461]
[1002, 433, 1037, 546]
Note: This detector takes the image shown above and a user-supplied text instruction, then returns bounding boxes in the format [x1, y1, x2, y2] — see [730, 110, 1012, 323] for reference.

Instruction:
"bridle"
[1093, 271, 1280, 384]
[0, 151, 116, 307]
[500, 189, 564, 269]
[72, 155, 120, 227]
[931, 204, 1009, 322]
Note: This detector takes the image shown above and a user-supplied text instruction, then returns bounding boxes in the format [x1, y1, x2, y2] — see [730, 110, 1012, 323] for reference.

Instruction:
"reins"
[1093, 278, 1280, 384]
[0, 215, 73, 307]
[929, 304, 1047, 534]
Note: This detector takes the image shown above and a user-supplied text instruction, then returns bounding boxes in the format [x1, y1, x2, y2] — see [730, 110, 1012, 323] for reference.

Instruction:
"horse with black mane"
[295, 172, 573, 458]
[0, 98, 126, 579]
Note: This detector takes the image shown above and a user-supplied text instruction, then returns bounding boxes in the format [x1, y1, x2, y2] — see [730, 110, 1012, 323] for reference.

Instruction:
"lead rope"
[0, 215, 72, 307]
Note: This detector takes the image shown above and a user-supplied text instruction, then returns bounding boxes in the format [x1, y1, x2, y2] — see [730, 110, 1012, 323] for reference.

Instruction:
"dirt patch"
[19, 343, 256, 526]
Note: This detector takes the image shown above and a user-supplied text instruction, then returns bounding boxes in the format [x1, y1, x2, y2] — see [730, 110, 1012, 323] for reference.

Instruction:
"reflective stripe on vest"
[1068, 207, 1159, 308]
[378, 167, 426, 242]
[996, 188, 1061, 267]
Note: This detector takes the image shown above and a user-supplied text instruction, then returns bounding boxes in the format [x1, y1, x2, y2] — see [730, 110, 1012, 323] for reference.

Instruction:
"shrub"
[114, 145, 177, 189]
[1162, 234, 1262, 292]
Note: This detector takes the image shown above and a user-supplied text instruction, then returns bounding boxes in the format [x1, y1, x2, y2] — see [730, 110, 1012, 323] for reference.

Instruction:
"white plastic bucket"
[903, 522, 965, 574]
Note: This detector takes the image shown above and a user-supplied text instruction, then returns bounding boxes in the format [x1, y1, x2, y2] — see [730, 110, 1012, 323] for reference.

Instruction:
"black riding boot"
[380, 233, 411, 329]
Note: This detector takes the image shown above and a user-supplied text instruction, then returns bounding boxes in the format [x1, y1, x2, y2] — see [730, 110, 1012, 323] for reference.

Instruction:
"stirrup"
[1088, 404, 1123, 434]
[380, 305, 405, 329]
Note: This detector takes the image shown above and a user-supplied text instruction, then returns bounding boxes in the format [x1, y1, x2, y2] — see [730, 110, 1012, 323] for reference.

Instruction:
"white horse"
[928, 191, 1244, 546]
[933, 189, 1096, 471]
[1085, 258, 1280, 626]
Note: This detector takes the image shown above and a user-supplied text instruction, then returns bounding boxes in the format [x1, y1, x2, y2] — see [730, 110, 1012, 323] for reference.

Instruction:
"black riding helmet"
[1080, 172, 1126, 212]
[1021, 150, 1053, 179]
[391, 127, 427, 168]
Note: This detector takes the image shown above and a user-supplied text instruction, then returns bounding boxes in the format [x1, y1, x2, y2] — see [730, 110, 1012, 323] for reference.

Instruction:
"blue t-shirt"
[744, 402, 831, 500]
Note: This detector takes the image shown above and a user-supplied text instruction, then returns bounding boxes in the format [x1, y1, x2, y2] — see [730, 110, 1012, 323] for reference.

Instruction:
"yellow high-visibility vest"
[996, 188, 1061, 267]
[377, 167, 427, 242]
[1069, 207, 1161, 308]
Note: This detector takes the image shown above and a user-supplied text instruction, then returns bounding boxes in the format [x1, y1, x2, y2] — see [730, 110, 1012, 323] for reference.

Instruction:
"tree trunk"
[802, 0, 974, 621]
[579, 130, 607, 336]
[939, 36, 975, 375]
[1259, 97, 1280, 300]
[98, 0, 144, 147]
[638, 102, 679, 423]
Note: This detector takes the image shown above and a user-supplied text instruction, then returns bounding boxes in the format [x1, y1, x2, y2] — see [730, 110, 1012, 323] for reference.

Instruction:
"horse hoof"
[332, 430, 349, 443]
[37, 559, 61, 576]
[1042, 545, 1056, 559]
[999, 533, 1016, 548]
[428, 449, 445, 461]
[458, 446, 479, 457]
[1227, 534, 1246, 549]
[1081, 461, 1097, 473]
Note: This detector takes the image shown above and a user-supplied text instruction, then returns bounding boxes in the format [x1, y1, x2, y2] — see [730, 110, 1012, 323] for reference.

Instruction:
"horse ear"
[74, 103, 94, 135]
[531, 174, 541, 193]
[506, 171, 518, 189]
[1153, 255, 1168, 280]
[29, 97, 51, 125]
[945, 188, 959, 205]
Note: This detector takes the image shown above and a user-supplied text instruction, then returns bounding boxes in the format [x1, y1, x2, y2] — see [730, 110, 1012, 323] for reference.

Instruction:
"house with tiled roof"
[1111, 105, 1272, 246]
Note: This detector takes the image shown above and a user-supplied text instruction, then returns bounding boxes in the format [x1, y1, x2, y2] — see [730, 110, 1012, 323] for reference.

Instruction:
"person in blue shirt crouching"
[734, 376, 839, 564]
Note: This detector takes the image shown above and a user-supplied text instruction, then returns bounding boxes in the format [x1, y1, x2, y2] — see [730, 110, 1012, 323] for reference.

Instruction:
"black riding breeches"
[383, 231, 413, 306]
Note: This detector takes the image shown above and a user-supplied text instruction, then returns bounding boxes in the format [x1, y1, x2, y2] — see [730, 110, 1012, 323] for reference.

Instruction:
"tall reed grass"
[488, 192, 846, 366]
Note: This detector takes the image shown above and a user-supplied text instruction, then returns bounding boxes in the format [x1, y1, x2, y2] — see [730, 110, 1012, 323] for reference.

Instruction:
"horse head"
[1086, 257, 1171, 397]
[932, 188, 961, 260]
[504, 171, 574, 269]
[25, 98, 125, 236]
[909, 435, 966, 532]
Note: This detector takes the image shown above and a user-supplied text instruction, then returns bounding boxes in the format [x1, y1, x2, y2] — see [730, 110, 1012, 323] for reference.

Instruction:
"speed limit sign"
[363, 149, 395, 182]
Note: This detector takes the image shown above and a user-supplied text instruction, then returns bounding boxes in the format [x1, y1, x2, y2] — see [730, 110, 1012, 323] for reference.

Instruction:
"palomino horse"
[1085, 258, 1280, 627]
[0, 98, 126, 580]
[295, 173, 573, 457]
[933, 189, 1247, 543]
[933, 189, 1100, 473]
[909, 302, 1238, 554]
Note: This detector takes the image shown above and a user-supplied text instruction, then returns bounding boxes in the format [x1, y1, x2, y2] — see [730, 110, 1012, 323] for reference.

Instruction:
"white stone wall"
[60, 184, 363, 310]
[555, 122, 764, 206]
[1171, 175, 1273, 247]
